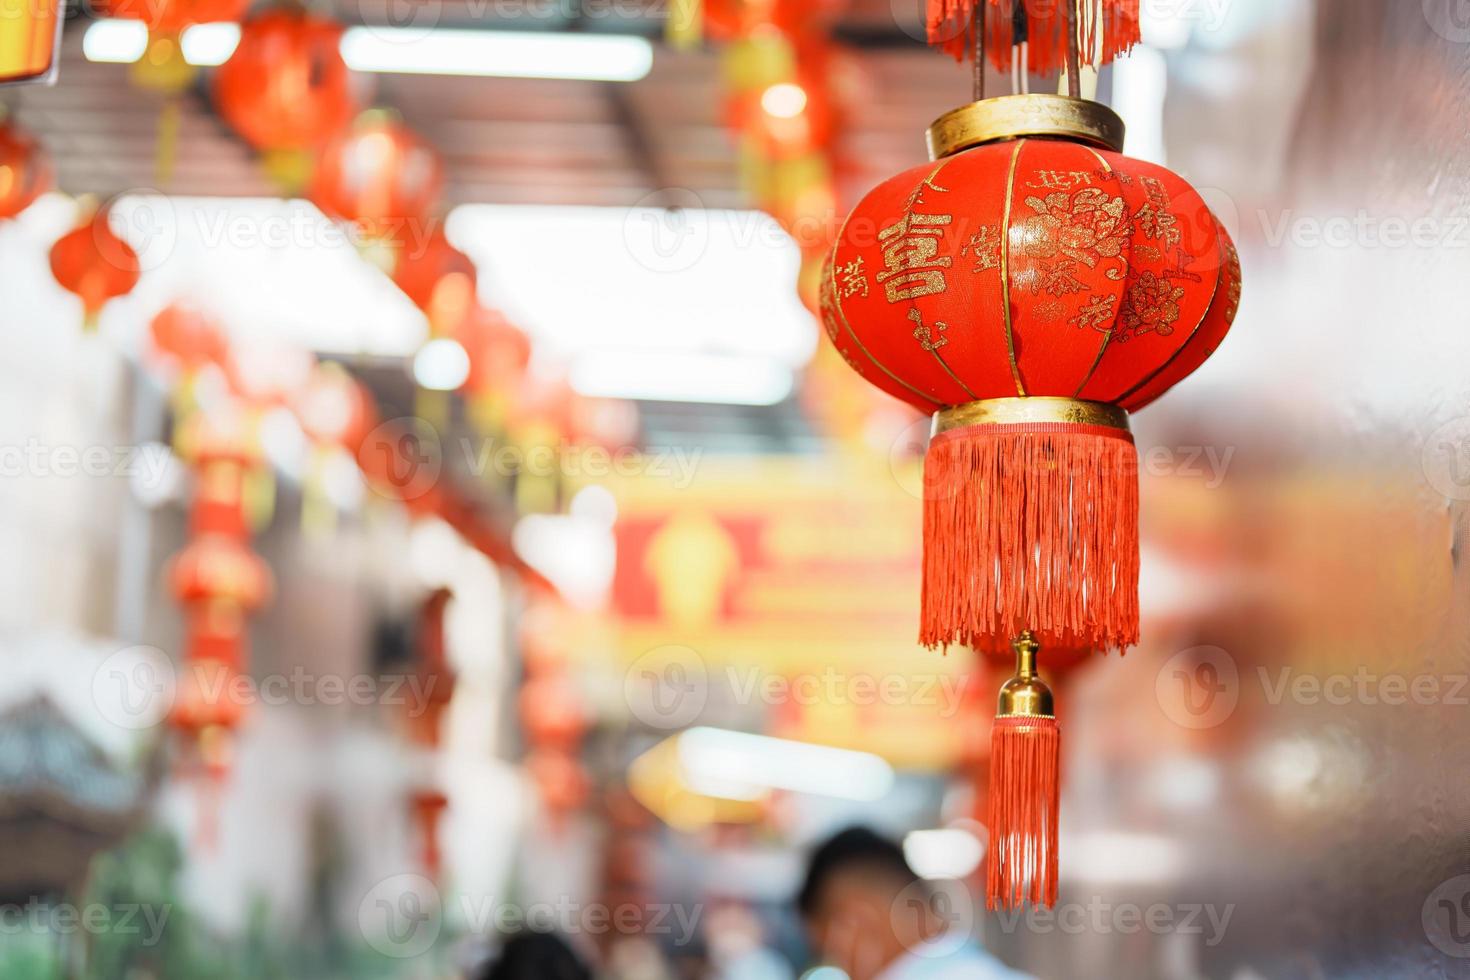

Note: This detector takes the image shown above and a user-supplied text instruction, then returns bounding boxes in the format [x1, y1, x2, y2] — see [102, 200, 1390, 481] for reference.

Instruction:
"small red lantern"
[0, 120, 50, 220]
[295, 362, 375, 450]
[150, 304, 226, 376]
[310, 113, 443, 241]
[519, 675, 587, 751]
[49, 207, 141, 330]
[392, 228, 475, 313]
[527, 749, 590, 815]
[170, 535, 273, 611]
[213, 8, 356, 183]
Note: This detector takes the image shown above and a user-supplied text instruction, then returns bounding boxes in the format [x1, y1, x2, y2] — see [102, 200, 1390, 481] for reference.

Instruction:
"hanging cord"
[972, 3, 985, 101]
[1012, 2, 1028, 94]
[1065, 0, 1082, 98]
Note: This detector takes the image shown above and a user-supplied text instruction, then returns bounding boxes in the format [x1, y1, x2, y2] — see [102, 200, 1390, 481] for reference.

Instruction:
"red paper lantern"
[310, 114, 443, 241]
[822, 95, 1240, 911]
[822, 101, 1239, 655]
[213, 9, 355, 153]
[49, 208, 141, 330]
[0, 120, 50, 220]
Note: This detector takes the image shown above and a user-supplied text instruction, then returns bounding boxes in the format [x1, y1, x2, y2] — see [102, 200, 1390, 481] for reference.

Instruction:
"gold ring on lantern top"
[926, 94, 1127, 160]
[931, 397, 1131, 437]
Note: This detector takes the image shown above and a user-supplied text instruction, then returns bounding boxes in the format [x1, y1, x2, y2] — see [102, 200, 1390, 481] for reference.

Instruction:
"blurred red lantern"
[150, 304, 226, 375]
[0, 120, 51, 220]
[527, 749, 590, 814]
[170, 535, 273, 610]
[213, 9, 355, 162]
[223, 340, 314, 406]
[519, 675, 587, 751]
[295, 362, 374, 449]
[49, 207, 141, 330]
[170, 656, 247, 739]
[310, 113, 443, 240]
[410, 789, 450, 878]
[459, 309, 531, 396]
[392, 228, 475, 314]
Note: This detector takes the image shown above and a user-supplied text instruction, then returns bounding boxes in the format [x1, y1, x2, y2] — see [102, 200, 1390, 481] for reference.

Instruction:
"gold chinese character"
[837, 257, 869, 299]
[877, 213, 953, 302]
[1029, 170, 1093, 191]
[961, 225, 1001, 272]
[908, 308, 949, 351]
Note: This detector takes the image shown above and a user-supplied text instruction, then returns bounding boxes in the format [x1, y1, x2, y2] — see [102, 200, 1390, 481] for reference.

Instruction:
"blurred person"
[796, 828, 1031, 980]
[706, 901, 794, 980]
[473, 929, 593, 980]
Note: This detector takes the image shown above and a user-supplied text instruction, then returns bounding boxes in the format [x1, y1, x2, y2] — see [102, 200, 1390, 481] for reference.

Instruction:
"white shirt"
[875, 943, 1035, 980]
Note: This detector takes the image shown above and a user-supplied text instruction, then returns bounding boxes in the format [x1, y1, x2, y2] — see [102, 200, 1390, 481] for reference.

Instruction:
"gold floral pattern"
[1114, 272, 1185, 342]
[1018, 187, 1130, 271]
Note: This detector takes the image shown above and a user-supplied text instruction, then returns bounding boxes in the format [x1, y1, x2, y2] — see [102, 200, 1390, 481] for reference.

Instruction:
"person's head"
[477, 930, 592, 980]
[797, 827, 939, 980]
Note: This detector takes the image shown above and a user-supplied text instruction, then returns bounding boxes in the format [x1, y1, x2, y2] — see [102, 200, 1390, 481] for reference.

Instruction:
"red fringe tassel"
[921, 422, 1139, 653]
[927, 0, 1141, 73]
[986, 714, 1060, 909]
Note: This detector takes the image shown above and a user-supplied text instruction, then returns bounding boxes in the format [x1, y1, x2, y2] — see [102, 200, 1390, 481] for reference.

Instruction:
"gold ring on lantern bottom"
[926, 94, 1127, 160]
[931, 397, 1131, 438]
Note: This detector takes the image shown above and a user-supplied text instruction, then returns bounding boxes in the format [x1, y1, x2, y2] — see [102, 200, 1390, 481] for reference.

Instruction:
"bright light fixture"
[340, 27, 653, 82]
[761, 82, 808, 119]
[180, 21, 242, 65]
[83, 20, 653, 82]
[903, 827, 986, 880]
[571, 350, 794, 406]
[447, 204, 817, 407]
[413, 338, 471, 391]
[676, 727, 895, 803]
[83, 19, 147, 63]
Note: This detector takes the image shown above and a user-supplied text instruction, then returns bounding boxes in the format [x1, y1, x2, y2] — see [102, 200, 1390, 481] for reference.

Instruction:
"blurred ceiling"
[8, 3, 977, 208]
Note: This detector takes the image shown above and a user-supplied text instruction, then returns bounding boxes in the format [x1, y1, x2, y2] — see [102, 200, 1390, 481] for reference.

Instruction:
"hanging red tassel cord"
[985, 633, 1060, 909]
[927, 0, 1140, 74]
[987, 715, 1060, 907]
